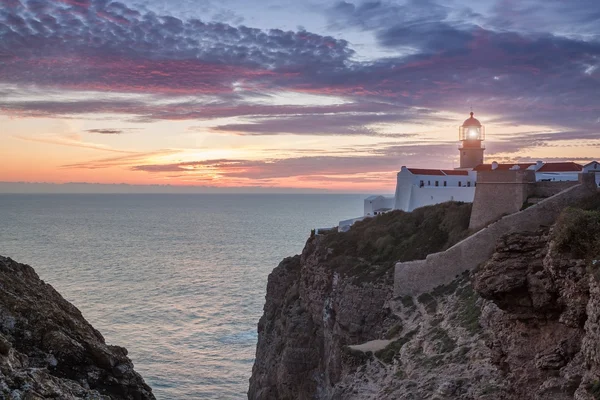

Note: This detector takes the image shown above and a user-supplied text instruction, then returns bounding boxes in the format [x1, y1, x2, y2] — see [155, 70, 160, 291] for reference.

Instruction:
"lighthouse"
[458, 112, 485, 169]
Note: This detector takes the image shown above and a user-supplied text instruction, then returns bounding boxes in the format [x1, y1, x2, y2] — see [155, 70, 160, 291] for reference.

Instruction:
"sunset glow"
[1, 0, 599, 192]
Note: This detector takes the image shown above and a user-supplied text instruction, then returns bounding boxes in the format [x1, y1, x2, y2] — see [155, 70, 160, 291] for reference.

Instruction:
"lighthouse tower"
[458, 112, 485, 169]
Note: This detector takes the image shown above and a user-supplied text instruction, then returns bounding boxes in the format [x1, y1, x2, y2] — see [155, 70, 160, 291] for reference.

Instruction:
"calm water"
[0, 194, 364, 399]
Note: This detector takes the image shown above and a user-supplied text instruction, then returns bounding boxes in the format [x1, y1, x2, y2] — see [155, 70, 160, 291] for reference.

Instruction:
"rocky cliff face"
[249, 201, 600, 399]
[0, 256, 155, 400]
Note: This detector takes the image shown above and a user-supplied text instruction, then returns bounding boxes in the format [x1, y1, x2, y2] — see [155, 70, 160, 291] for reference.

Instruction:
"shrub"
[587, 380, 600, 400]
[322, 202, 472, 284]
[375, 328, 419, 364]
[553, 208, 600, 259]
[417, 292, 438, 314]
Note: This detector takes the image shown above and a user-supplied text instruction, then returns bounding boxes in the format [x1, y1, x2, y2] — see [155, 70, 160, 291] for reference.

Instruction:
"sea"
[0, 193, 365, 399]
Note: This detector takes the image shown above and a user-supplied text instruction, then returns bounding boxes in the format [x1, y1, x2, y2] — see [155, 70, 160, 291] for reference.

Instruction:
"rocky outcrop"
[248, 243, 398, 400]
[0, 256, 155, 400]
[249, 200, 600, 399]
[473, 227, 600, 399]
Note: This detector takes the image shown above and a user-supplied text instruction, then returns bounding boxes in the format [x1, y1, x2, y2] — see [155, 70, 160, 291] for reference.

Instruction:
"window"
[435, 181, 439, 187]
[467, 181, 471, 187]
[428, 180, 431, 186]
[419, 180, 424, 188]
[443, 181, 447, 187]
[458, 182, 462, 187]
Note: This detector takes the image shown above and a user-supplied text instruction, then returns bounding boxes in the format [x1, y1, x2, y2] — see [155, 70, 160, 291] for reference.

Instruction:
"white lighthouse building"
[337, 111, 596, 232]
[363, 112, 484, 216]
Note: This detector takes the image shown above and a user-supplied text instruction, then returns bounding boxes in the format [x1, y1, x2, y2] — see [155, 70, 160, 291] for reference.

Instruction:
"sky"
[1, 0, 599, 192]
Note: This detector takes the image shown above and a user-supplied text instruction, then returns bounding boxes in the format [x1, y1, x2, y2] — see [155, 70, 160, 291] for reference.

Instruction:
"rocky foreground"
[0, 256, 155, 400]
[249, 200, 600, 399]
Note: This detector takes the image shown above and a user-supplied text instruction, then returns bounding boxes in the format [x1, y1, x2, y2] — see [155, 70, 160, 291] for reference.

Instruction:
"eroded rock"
[0, 256, 154, 400]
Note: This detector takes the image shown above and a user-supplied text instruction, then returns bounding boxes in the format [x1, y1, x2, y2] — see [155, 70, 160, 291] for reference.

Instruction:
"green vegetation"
[554, 207, 600, 259]
[394, 369, 407, 379]
[520, 200, 535, 211]
[419, 354, 445, 370]
[587, 380, 600, 399]
[401, 295, 416, 309]
[429, 326, 456, 353]
[385, 323, 403, 340]
[341, 345, 373, 364]
[417, 292, 438, 314]
[322, 202, 473, 284]
[455, 284, 481, 333]
[553, 202, 600, 281]
[375, 328, 419, 364]
[450, 346, 470, 364]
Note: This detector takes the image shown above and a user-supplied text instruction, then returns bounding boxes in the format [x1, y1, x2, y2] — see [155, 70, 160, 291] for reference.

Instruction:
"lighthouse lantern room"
[458, 112, 485, 169]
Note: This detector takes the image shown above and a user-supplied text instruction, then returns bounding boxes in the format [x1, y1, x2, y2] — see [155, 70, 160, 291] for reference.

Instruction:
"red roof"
[407, 168, 446, 176]
[441, 170, 469, 176]
[473, 163, 534, 171]
[407, 168, 469, 176]
[537, 162, 582, 172]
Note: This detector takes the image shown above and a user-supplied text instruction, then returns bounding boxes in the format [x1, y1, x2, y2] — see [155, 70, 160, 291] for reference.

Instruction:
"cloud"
[210, 111, 433, 137]
[0, 0, 352, 95]
[14, 133, 135, 153]
[0, 0, 599, 149]
[61, 149, 180, 169]
[85, 128, 123, 134]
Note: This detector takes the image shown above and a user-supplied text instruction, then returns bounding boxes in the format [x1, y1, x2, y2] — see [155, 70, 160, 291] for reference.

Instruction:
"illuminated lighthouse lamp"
[459, 112, 485, 141]
[458, 111, 486, 169]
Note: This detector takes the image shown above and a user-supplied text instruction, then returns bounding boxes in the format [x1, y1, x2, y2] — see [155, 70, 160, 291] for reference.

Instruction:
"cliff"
[249, 197, 600, 399]
[0, 256, 155, 400]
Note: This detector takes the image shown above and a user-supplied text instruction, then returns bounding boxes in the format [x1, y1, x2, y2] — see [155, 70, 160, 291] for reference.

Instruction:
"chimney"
[535, 160, 544, 170]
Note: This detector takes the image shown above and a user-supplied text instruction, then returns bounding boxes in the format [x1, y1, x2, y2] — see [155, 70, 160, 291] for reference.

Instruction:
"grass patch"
[375, 328, 420, 364]
[455, 284, 481, 334]
[321, 202, 472, 284]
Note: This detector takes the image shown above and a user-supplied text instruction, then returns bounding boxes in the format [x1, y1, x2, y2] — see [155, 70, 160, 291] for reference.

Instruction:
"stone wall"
[531, 180, 578, 198]
[468, 169, 535, 231]
[394, 173, 598, 297]
[469, 171, 581, 231]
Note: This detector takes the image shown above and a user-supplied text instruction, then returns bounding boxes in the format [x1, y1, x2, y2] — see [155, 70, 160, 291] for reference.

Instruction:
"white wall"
[407, 186, 475, 211]
[364, 196, 394, 216]
[583, 162, 600, 186]
[394, 167, 477, 211]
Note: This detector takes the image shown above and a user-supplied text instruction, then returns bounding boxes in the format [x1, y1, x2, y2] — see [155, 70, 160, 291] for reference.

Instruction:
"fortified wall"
[469, 169, 579, 231]
[394, 173, 598, 297]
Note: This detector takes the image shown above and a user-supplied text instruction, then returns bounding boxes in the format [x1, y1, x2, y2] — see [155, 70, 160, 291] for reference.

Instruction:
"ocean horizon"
[0, 193, 366, 399]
